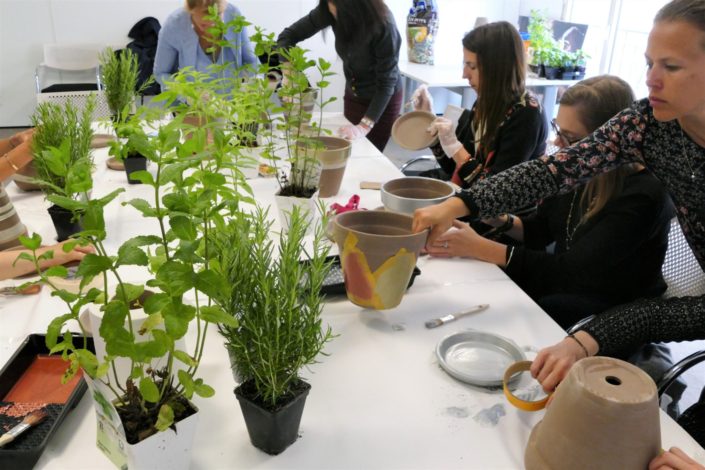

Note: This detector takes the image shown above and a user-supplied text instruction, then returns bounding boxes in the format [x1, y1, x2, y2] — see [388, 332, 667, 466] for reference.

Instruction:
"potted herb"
[527, 9, 553, 75]
[100, 47, 154, 182]
[543, 47, 564, 80]
[560, 50, 576, 80]
[19, 72, 253, 467]
[573, 49, 590, 79]
[213, 204, 334, 455]
[30, 99, 95, 241]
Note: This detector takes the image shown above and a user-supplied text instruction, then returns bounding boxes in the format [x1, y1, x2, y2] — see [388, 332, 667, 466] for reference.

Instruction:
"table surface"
[2, 113, 704, 469]
[398, 60, 578, 89]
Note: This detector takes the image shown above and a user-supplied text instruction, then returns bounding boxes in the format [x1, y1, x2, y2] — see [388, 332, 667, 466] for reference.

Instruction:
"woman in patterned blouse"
[414, 0, 705, 407]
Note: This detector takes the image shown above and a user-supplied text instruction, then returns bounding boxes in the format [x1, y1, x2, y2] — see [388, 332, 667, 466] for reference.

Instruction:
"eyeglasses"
[551, 119, 581, 147]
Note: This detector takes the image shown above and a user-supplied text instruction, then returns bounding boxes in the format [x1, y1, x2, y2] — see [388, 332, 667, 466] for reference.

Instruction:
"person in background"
[427, 75, 673, 329]
[0, 130, 92, 275]
[412, 21, 547, 188]
[153, 0, 257, 93]
[277, 0, 402, 152]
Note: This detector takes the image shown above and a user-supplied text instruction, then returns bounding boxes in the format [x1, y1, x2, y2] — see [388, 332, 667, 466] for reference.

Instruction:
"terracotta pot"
[524, 356, 661, 470]
[381, 176, 455, 214]
[308, 136, 351, 198]
[13, 161, 42, 191]
[331, 210, 427, 309]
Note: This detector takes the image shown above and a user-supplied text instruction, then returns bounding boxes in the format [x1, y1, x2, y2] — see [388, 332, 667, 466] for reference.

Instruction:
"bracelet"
[359, 116, 375, 130]
[3, 153, 19, 171]
[497, 214, 515, 232]
[566, 334, 590, 358]
[505, 246, 516, 266]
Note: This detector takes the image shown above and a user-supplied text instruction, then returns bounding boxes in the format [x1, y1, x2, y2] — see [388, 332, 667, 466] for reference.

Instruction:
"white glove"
[411, 84, 434, 113]
[427, 117, 463, 158]
[337, 124, 370, 141]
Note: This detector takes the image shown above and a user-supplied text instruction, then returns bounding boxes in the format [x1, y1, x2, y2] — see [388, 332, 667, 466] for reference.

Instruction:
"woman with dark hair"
[414, 21, 547, 187]
[154, 0, 257, 93]
[277, 0, 402, 152]
[427, 75, 673, 329]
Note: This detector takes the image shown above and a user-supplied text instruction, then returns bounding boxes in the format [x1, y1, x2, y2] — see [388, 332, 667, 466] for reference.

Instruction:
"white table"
[3, 113, 704, 469]
[399, 60, 578, 126]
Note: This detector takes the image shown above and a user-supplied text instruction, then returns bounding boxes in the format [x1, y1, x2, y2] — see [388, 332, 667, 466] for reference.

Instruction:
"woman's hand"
[411, 84, 433, 113]
[53, 240, 95, 265]
[530, 331, 598, 393]
[9, 129, 33, 149]
[426, 220, 481, 258]
[337, 124, 370, 141]
[649, 447, 705, 470]
[412, 198, 470, 246]
[427, 117, 464, 162]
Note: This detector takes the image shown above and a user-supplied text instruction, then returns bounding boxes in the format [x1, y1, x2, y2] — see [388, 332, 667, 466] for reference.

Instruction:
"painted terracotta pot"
[303, 135, 351, 198]
[524, 356, 661, 470]
[331, 210, 427, 310]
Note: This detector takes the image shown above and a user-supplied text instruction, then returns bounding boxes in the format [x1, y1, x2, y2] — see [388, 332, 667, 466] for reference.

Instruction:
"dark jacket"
[126, 17, 161, 96]
[277, 5, 402, 122]
[431, 92, 547, 188]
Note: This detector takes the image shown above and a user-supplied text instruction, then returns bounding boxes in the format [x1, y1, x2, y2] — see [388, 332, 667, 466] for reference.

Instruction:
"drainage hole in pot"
[605, 376, 622, 386]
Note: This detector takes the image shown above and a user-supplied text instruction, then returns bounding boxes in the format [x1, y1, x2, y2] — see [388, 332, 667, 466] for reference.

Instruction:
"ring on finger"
[443, 241, 448, 249]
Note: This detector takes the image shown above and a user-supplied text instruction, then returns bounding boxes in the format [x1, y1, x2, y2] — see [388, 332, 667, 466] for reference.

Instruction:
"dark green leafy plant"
[100, 47, 153, 125]
[30, 99, 95, 201]
[214, 204, 334, 407]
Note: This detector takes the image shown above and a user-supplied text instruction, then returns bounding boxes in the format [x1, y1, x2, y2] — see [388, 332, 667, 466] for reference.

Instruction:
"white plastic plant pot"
[86, 301, 187, 382]
[85, 377, 199, 470]
[274, 190, 320, 235]
[48, 269, 104, 296]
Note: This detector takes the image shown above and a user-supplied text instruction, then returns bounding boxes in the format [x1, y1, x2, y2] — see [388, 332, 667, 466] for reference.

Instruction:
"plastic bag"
[406, 0, 438, 65]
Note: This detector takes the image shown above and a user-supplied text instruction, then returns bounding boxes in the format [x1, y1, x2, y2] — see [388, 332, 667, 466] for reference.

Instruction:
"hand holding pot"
[412, 197, 470, 248]
[411, 84, 433, 113]
[427, 117, 463, 162]
[530, 331, 599, 393]
[649, 447, 705, 470]
[427, 220, 480, 258]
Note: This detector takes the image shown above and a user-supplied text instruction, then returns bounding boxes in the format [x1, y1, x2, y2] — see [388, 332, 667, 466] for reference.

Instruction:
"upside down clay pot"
[524, 356, 661, 470]
[331, 210, 427, 309]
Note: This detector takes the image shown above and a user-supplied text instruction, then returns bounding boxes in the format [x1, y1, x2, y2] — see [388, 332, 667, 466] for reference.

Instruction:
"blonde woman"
[426, 76, 673, 328]
[153, 0, 257, 93]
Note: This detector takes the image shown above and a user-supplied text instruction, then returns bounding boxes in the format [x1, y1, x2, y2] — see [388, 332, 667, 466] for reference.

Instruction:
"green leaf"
[170, 215, 197, 241]
[12, 252, 34, 265]
[19, 233, 42, 250]
[155, 404, 174, 431]
[128, 170, 155, 186]
[114, 283, 144, 304]
[193, 379, 215, 398]
[95, 360, 110, 379]
[125, 198, 159, 217]
[123, 235, 163, 248]
[46, 313, 74, 349]
[138, 312, 163, 335]
[44, 265, 69, 278]
[173, 350, 197, 367]
[46, 195, 87, 212]
[162, 302, 196, 339]
[143, 292, 170, 315]
[51, 289, 79, 303]
[177, 369, 195, 399]
[156, 261, 194, 296]
[139, 377, 160, 403]
[200, 305, 237, 327]
[116, 244, 149, 267]
[75, 349, 99, 377]
[81, 203, 105, 235]
[195, 269, 227, 299]
[151, 329, 174, 351]
[134, 339, 168, 361]
[97, 188, 125, 207]
[162, 192, 190, 213]
[75, 254, 113, 279]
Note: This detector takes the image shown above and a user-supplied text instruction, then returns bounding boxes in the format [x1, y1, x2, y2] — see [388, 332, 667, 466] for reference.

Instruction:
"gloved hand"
[427, 117, 463, 159]
[411, 84, 433, 112]
[337, 124, 370, 141]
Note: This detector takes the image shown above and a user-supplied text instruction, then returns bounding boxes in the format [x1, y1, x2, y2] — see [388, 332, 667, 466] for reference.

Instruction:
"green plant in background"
[30, 99, 95, 201]
[573, 48, 590, 66]
[214, 204, 334, 407]
[100, 47, 153, 126]
[527, 9, 554, 64]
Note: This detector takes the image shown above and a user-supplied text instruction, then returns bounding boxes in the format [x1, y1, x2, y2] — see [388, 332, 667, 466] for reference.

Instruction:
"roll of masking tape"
[503, 360, 551, 412]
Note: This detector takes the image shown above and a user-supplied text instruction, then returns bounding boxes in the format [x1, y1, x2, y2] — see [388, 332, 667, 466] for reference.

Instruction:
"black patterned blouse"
[456, 98, 705, 356]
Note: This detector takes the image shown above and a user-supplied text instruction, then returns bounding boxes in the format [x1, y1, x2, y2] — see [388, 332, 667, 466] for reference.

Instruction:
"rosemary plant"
[100, 47, 153, 125]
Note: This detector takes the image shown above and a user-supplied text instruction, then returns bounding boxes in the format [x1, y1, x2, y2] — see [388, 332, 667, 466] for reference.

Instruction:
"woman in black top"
[415, 21, 547, 187]
[427, 75, 673, 329]
[277, 0, 402, 152]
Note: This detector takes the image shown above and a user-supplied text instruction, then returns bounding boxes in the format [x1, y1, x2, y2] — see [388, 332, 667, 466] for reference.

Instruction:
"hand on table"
[9, 129, 34, 148]
[53, 240, 95, 265]
[426, 220, 480, 258]
[337, 124, 370, 141]
[427, 117, 464, 163]
[411, 84, 433, 112]
[649, 447, 705, 470]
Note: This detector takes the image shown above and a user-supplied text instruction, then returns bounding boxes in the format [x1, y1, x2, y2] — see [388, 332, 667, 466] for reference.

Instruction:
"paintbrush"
[424, 304, 489, 328]
[0, 409, 48, 447]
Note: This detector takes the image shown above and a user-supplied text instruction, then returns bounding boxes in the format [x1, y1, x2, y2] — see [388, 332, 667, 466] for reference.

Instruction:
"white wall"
[0, 0, 558, 127]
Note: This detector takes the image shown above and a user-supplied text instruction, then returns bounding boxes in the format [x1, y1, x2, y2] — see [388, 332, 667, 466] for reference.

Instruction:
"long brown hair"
[655, 0, 705, 49]
[560, 75, 636, 223]
[318, 0, 389, 43]
[462, 21, 525, 157]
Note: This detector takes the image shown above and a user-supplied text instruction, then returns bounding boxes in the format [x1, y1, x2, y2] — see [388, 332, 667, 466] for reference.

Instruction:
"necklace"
[564, 191, 582, 249]
[679, 125, 705, 181]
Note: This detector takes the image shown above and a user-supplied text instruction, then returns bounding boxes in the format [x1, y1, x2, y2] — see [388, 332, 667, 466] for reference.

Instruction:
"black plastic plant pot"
[234, 379, 311, 455]
[0, 334, 94, 470]
[124, 153, 148, 185]
[543, 66, 560, 80]
[47, 204, 82, 242]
